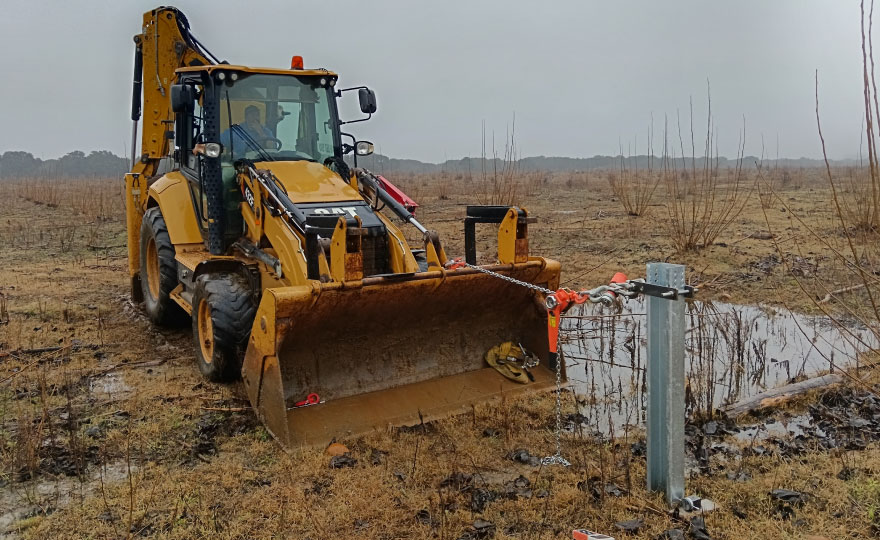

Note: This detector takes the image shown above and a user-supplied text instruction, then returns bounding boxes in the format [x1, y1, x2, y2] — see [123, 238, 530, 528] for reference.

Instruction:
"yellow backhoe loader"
[125, 6, 564, 449]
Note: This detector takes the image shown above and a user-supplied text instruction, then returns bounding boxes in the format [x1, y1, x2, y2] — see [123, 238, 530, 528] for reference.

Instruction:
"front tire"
[139, 207, 186, 326]
[192, 272, 257, 382]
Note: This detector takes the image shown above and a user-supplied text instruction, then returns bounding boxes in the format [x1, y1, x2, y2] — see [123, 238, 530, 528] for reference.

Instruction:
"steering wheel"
[259, 137, 283, 151]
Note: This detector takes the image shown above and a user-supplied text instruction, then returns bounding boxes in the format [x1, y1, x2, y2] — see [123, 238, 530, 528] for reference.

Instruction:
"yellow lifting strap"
[485, 341, 537, 384]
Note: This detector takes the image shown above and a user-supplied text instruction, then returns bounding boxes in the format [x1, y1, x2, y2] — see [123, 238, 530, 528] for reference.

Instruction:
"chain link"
[458, 261, 571, 466]
[461, 262, 554, 295]
[541, 345, 571, 467]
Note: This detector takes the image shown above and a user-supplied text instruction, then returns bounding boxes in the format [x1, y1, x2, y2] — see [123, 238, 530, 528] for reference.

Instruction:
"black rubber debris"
[508, 448, 541, 466]
[329, 454, 357, 469]
[688, 516, 712, 540]
[614, 519, 643, 533]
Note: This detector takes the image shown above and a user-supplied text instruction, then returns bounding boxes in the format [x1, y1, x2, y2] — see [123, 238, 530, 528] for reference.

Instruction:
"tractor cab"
[167, 64, 376, 251]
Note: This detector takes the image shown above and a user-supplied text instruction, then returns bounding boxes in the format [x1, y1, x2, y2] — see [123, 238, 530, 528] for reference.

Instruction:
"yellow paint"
[373, 211, 418, 272]
[124, 173, 147, 282]
[258, 161, 361, 203]
[498, 207, 529, 264]
[260, 204, 309, 286]
[136, 8, 212, 169]
[174, 248, 213, 271]
[148, 172, 204, 245]
[239, 171, 263, 243]
[169, 284, 193, 315]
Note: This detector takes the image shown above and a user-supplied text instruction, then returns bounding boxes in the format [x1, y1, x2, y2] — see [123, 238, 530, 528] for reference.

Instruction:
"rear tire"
[192, 272, 257, 382]
[139, 207, 187, 326]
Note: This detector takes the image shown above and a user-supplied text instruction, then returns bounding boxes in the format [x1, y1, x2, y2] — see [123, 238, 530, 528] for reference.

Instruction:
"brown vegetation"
[0, 167, 878, 538]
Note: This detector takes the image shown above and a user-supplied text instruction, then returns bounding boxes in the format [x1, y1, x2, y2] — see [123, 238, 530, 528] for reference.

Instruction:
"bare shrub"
[478, 119, 520, 206]
[756, 138, 780, 209]
[609, 165, 659, 217]
[758, 2, 880, 373]
[519, 171, 548, 200]
[808, 11, 880, 336]
[609, 125, 660, 216]
[840, 166, 879, 231]
[663, 90, 752, 252]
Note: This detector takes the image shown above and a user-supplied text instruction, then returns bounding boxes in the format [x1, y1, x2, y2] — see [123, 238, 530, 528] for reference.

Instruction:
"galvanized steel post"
[646, 262, 686, 504]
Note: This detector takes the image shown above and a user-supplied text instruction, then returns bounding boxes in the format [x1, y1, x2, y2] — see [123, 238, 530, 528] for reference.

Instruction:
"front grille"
[361, 235, 389, 276]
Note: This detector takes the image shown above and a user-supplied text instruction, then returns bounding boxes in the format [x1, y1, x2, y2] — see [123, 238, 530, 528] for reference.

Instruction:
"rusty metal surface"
[284, 366, 558, 448]
[242, 260, 563, 448]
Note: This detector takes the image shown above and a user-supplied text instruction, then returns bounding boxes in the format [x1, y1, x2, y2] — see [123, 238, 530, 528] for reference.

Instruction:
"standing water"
[560, 299, 878, 433]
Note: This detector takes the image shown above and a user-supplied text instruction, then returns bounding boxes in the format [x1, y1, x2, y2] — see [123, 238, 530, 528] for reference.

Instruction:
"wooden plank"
[723, 374, 843, 417]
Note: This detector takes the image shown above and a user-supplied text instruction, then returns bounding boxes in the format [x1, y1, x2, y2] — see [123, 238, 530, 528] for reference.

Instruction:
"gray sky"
[0, 0, 866, 162]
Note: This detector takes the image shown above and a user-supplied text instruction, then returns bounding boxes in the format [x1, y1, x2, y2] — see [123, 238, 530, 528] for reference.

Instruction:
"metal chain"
[542, 345, 571, 467]
[457, 261, 571, 466]
[461, 262, 554, 295]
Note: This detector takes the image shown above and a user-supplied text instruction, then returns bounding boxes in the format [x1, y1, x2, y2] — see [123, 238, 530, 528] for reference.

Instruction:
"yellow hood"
[258, 161, 359, 204]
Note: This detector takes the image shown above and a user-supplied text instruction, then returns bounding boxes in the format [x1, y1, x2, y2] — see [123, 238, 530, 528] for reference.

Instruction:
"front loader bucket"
[241, 258, 564, 449]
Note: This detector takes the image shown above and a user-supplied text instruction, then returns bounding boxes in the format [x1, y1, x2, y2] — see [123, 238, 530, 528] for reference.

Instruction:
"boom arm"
[126, 7, 218, 301]
[130, 6, 217, 178]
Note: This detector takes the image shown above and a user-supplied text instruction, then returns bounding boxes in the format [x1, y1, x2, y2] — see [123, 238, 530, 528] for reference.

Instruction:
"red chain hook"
[545, 272, 627, 365]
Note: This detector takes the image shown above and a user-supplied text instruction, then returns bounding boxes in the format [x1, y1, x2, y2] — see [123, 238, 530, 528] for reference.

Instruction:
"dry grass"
[1, 171, 879, 539]
[4, 178, 123, 222]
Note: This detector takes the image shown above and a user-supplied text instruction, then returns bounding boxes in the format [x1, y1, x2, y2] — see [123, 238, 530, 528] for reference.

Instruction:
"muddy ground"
[0, 170, 879, 539]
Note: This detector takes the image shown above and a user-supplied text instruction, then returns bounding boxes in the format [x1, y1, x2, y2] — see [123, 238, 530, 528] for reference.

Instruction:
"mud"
[675, 383, 880, 478]
[0, 460, 132, 538]
[185, 410, 259, 463]
[87, 372, 132, 399]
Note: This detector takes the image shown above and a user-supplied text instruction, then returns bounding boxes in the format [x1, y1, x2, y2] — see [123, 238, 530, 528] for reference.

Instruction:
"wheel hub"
[198, 299, 214, 363]
[145, 237, 160, 299]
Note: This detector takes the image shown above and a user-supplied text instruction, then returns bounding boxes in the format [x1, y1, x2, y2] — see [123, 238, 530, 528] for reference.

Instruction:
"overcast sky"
[0, 1, 866, 162]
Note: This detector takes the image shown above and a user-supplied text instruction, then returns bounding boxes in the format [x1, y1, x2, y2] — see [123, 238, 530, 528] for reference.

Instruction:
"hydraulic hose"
[356, 169, 427, 234]
[130, 44, 143, 168]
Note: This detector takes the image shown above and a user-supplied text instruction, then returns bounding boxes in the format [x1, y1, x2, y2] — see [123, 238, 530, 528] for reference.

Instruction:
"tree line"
[0, 151, 129, 179]
[1, 149, 856, 180]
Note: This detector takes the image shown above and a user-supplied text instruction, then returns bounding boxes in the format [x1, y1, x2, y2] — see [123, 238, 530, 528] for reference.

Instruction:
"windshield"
[218, 73, 338, 164]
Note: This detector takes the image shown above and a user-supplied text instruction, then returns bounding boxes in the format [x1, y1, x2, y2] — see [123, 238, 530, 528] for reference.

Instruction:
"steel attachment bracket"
[625, 280, 697, 301]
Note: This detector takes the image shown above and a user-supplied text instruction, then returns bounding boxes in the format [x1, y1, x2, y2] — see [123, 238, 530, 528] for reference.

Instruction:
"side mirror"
[355, 141, 374, 156]
[171, 84, 194, 113]
[358, 88, 377, 114]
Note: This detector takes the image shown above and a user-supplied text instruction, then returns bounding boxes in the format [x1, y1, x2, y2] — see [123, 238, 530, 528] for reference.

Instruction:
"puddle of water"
[88, 372, 132, 398]
[733, 414, 826, 443]
[0, 461, 133, 537]
[561, 299, 878, 433]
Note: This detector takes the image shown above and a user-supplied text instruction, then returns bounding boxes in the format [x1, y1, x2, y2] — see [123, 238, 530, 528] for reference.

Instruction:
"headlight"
[204, 143, 222, 158]
[355, 141, 374, 156]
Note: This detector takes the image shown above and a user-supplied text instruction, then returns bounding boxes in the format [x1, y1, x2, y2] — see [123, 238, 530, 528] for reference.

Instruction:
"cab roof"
[176, 64, 338, 78]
